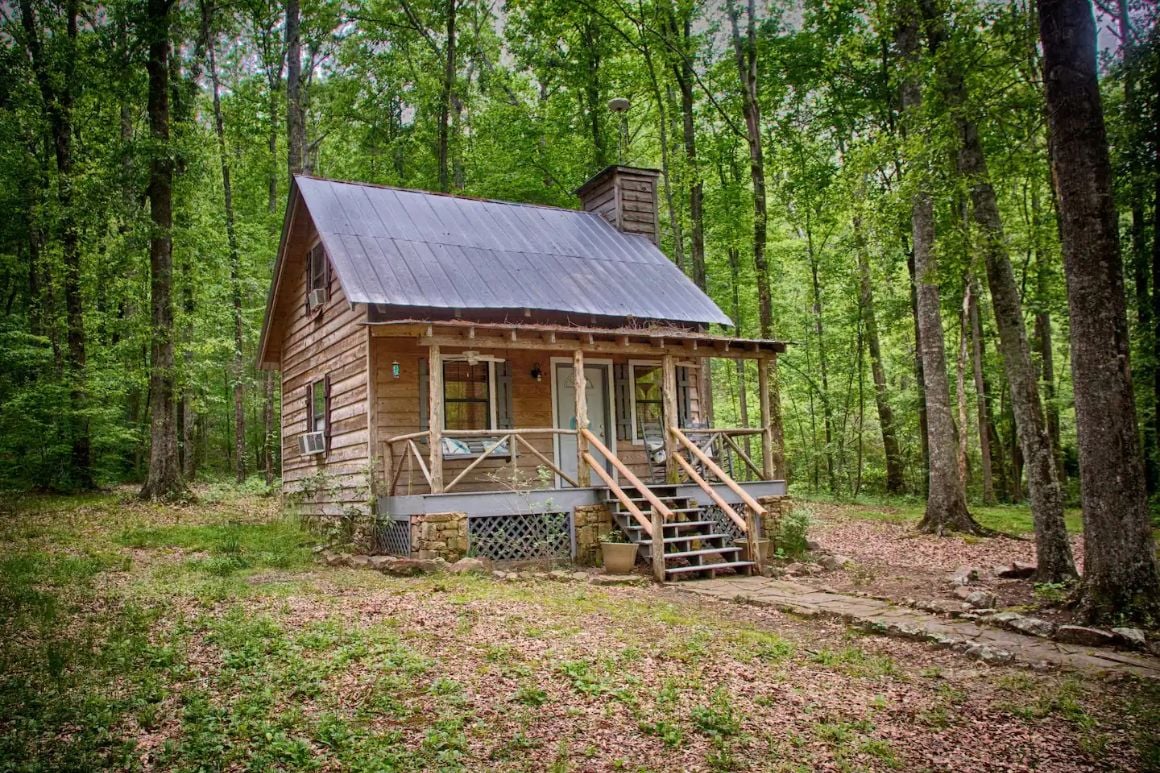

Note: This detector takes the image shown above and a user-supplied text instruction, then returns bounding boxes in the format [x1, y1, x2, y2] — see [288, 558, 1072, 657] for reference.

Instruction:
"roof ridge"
[293, 174, 588, 215]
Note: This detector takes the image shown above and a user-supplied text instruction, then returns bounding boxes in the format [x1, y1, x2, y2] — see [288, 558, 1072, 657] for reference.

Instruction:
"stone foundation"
[573, 503, 613, 566]
[758, 495, 793, 545]
[411, 512, 468, 561]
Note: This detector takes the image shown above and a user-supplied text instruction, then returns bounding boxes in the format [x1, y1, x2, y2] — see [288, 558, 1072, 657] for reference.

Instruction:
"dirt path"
[676, 576, 1160, 679]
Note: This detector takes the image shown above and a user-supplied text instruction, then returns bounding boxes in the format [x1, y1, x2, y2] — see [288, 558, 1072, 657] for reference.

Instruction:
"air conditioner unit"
[298, 431, 326, 455]
[307, 288, 327, 313]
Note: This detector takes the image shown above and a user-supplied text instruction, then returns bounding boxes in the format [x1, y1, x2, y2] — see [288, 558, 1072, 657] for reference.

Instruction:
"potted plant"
[734, 537, 771, 564]
[600, 530, 639, 574]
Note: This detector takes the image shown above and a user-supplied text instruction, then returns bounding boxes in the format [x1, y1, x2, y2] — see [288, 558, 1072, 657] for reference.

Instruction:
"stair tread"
[612, 506, 701, 515]
[665, 560, 755, 575]
[623, 520, 717, 530]
[662, 546, 743, 560]
[658, 533, 732, 544]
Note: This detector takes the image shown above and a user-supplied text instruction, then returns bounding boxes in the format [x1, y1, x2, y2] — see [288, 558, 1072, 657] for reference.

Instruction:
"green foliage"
[772, 508, 811, 559]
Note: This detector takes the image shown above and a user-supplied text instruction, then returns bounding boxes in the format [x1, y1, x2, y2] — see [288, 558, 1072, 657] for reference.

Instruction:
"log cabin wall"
[276, 213, 371, 517]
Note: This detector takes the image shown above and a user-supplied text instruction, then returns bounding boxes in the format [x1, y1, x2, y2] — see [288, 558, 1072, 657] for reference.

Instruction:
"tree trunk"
[905, 244, 929, 492]
[854, 211, 903, 493]
[896, 1, 980, 534]
[806, 220, 835, 492]
[436, 0, 457, 192]
[203, 1, 247, 483]
[139, 0, 186, 500]
[923, 0, 1076, 578]
[286, 0, 307, 177]
[956, 283, 970, 487]
[727, 0, 784, 478]
[20, 0, 93, 490]
[1038, 0, 1160, 623]
[968, 280, 996, 504]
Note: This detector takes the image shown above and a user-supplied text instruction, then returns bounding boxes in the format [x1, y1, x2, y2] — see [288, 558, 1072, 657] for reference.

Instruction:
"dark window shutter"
[306, 382, 314, 435]
[419, 358, 429, 431]
[677, 366, 691, 428]
[304, 247, 312, 314]
[323, 247, 331, 302]
[614, 363, 631, 440]
[323, 375, 332, 453]
[496, 361, 513, 429]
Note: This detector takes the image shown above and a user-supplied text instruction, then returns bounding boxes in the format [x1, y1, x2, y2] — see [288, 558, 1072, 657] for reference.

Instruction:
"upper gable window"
[306, 242, 329, 314]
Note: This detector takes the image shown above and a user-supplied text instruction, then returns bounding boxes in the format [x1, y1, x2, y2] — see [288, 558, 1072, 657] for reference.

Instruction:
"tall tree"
[202, 0, 247, 483]
[285, 0, 307, 177]
[726, 0, 784, 477]
[895, 0, 981, 534]
[19, 0, 93, 490]
[854, 205, 904, 494]
[139, 0, 186, 500]
[1038, 0, 1160, 623]
[923, 0, 1075, 580]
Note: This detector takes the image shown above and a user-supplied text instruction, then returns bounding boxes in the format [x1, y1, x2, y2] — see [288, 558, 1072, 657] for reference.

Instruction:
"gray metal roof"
[294, 175, 732, 326]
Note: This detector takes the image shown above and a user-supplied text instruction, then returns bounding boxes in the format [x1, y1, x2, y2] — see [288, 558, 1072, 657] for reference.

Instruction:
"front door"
[554, 362, 612, 485]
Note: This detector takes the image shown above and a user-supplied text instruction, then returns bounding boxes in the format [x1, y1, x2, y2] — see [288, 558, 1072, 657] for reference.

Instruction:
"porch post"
[758, 357, 774, 480]
[428, 344, 444, 493]
[662, 354, 679, 483]
[574, 349, 590, 486]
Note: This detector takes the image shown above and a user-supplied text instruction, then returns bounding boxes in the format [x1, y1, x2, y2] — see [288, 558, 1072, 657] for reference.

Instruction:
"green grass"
[2, 488, 1158, 771]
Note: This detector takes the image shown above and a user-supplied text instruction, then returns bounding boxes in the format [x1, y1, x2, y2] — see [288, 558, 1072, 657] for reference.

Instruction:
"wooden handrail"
[515, 434, 578, 488]
[584, 451, 652, 536]
[580, 429, 674, 521]
[673, 453, 747, 533]
[408, 440, 432, 486]
[719, 433, 764, 479]
[671, 428, 766, 517]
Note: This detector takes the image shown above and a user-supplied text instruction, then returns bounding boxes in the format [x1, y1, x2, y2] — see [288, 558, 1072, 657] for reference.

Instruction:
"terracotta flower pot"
[601, 542, 639, 574]
[734, 538, 771, 564]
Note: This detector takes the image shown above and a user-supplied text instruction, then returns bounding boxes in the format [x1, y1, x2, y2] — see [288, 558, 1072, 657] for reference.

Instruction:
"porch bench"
[440, 436, 512, 460]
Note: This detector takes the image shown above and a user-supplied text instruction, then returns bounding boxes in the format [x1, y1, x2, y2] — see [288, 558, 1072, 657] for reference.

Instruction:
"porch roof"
[366, 318, 787, 359]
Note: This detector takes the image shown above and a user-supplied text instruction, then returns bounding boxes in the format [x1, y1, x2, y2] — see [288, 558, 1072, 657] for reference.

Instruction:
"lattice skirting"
[468, 512, 573, 562]
[372, 517, 412, 556]
[701, 505, 760, 543]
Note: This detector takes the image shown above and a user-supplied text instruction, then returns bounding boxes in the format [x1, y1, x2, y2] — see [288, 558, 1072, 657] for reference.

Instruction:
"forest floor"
[799, 498, 1090, 623]
[1, 487, 1158, 772]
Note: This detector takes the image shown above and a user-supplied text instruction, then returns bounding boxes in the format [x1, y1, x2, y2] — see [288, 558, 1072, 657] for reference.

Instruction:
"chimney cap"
[608, 97, 631, 112]
[574, 164, 661, 198]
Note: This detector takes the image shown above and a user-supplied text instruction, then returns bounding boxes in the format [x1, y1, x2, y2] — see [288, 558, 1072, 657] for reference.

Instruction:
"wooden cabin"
[258, 166, 788, 579]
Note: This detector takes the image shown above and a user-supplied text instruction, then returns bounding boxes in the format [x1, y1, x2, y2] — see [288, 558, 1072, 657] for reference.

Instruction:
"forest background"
[0, 0, 1156, 514]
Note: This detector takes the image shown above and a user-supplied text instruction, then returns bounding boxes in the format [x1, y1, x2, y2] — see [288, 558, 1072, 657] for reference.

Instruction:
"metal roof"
[294, 175, 732, 326]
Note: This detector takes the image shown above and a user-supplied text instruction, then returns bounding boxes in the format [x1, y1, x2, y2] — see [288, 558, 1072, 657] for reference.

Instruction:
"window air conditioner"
[299, 431, 326, 455]
[307, 288, 327, 313]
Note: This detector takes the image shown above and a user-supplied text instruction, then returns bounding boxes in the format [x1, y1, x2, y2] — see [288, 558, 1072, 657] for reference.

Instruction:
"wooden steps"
[603, 490, 755, 581]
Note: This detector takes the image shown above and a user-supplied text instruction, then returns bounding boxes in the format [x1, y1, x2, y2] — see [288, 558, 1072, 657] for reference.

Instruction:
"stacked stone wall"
[411, 512, 468, 561]
[573, 503, 613, 566]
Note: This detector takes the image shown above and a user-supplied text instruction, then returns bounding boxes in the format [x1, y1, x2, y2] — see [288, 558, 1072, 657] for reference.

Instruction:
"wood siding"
[276, 211, 371, 517]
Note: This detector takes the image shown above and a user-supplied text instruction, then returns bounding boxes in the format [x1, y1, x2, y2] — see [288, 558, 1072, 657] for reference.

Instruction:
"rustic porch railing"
[671, 427, 766, 572]
[380, 428, 578, 496]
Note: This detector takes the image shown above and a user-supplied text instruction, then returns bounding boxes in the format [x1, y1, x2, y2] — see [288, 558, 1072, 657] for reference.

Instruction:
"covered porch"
[370, 319, 787, 579]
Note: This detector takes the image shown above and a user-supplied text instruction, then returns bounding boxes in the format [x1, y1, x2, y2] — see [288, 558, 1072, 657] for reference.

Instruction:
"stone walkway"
[675, 575, 1160, 678]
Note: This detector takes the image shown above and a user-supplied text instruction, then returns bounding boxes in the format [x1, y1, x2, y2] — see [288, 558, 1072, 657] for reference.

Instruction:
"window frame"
[308, 377, 327, 435]
[441, 357, 498, 431]
[629, 360, 664, 443]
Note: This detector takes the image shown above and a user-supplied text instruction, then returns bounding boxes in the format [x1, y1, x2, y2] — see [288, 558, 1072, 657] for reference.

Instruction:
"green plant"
[600, 528, 629, 544]
[772, 508, 811, 559]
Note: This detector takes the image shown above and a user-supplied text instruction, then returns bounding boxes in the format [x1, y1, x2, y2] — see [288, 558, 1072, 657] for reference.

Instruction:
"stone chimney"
[575, 165, 660, 245]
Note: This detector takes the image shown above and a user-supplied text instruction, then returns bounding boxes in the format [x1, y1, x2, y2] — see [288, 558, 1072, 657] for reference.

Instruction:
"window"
[632, 364, 663, 438]
[306, 242, 328, 313]
[308, 378, 327, 433]
[444, 360, 492, 431]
